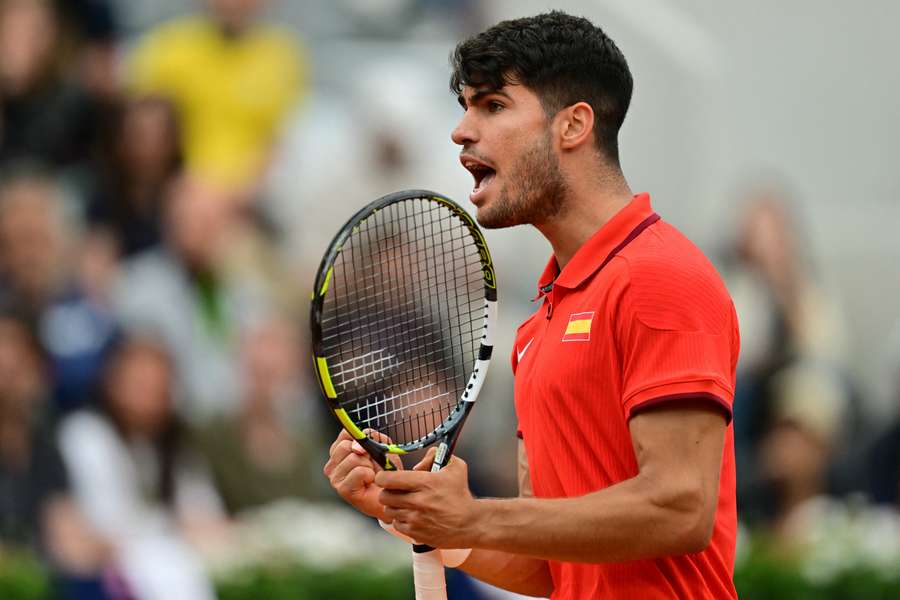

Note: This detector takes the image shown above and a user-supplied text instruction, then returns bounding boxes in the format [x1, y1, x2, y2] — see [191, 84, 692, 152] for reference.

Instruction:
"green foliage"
[0, 553, 51, 600]
[216, 563, 414, 600]
[734, 536, 900, 600]
[4, 543, 900, 599]
[734, 550, 818, 600]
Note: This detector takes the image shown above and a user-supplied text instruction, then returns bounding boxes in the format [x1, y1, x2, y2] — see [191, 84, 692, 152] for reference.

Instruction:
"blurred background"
[0, 0, 898, 598]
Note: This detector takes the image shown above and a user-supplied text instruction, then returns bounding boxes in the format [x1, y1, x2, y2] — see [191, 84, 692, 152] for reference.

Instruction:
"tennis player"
[324, 11, 739, 599]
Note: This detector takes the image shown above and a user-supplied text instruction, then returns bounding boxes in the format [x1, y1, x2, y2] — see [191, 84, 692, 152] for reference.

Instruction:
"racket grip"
[412, 545, 447, 600]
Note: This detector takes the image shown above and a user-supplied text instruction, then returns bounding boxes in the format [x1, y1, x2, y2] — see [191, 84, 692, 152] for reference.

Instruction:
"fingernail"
[351, 441, 365, 454]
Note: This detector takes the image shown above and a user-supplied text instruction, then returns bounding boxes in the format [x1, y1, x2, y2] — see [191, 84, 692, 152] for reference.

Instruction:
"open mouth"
[461, 156, 497, 200]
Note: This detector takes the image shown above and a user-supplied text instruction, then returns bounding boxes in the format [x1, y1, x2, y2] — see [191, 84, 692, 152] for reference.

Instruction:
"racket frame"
[310, 189, 497, 471]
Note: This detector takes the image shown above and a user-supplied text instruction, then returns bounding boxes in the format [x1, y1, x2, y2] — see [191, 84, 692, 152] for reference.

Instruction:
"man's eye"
[488, 101, 504, 113]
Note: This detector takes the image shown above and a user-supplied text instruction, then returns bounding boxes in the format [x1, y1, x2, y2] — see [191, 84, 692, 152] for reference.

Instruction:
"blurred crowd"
[0, 1, 334, 598]
[0, 1, 898, 600]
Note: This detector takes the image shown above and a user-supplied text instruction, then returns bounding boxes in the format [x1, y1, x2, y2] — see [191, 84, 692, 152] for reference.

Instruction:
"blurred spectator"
[112, 175, 267, 420]
[0, 166, 117, 413]
[0, 307, 107, 581]
[867, 323, 900, 507]
[194, 313, 329, 515]
[128, 0, 307, 192]
[752, 362, 849, 539]
[87, 96, 182, 259]
[58, 335, 222, 600]
[52, 0, 120, 101]
[720, 183, 856, 526]
[869, 420, 900, 508]
[0, 0, 102, 174]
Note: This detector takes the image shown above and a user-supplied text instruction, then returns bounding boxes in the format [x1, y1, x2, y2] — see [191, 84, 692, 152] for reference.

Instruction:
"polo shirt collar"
[535, 193, 659, 298]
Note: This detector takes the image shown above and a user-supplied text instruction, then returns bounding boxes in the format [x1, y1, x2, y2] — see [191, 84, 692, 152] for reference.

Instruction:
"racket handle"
[431, 441, 450, 472]
[413, 441, 450, 588]
[412, 545, 447, 600]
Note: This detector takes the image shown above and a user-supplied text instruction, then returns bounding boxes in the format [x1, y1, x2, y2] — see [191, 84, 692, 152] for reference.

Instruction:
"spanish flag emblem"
[562, 311, 594, 342]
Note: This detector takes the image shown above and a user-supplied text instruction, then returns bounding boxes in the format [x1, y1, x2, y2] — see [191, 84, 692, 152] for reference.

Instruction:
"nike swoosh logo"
[517, 337, 534, 363]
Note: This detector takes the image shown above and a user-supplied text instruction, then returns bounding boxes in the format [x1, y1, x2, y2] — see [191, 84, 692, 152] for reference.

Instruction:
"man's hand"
[376, 448, 479, 549]
[323, 429, 399, 520]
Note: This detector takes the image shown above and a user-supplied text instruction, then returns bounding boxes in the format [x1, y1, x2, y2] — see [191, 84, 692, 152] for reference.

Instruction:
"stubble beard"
[476, 130, 569, 230]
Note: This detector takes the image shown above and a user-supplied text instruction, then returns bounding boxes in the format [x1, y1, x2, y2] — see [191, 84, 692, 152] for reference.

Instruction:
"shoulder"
[129, 16, 215, 84]
[59, 410, 109, 438]
[58, 411, 121, 462]
[615, 220, 734, 334]
[119, 249, 180, 287]
[115, 250, 178, 304]
[252, 24, 304, 53]
[246, 25, 307, 79]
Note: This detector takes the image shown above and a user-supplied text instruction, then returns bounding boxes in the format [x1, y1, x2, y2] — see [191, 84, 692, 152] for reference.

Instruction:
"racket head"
[310, 190, 497, 469]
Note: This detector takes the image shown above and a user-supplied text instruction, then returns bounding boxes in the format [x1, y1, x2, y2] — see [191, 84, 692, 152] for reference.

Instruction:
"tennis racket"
[311, 189, 497, 600]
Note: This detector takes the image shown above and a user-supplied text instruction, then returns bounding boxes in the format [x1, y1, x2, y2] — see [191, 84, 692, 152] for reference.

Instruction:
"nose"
[451, 111, 477, 146]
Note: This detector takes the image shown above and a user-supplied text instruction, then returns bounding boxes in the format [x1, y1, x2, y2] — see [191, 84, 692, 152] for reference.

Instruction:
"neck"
[534, 165, 633, 270]
[218, 19, 248, 39]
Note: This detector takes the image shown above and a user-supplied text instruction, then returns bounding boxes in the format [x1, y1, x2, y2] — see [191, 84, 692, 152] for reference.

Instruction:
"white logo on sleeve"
[516, 337, 534, 363]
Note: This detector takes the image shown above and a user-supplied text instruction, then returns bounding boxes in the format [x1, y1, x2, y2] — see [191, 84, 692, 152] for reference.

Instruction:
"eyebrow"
[458, 88, 513, 109]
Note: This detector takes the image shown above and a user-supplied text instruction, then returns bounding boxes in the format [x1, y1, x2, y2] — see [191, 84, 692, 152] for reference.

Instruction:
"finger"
[331, 453, 376, 486]
[324, 440, 356, 477]
[393, 519, 417, 539]
[444, 455, 468, 472]
[375, 470, 428, 492]
[329, 439, 355, 462]
[379, 488, 417, 509]
[413, 447, 437, 471]
[329, 429, 355, 455]
[383, 506, 411, 521]
[336, 465, 375, 498]
[350, 440, 366, 455]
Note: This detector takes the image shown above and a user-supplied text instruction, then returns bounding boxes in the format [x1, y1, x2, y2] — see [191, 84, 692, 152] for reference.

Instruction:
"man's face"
[164, 177, 235, 271]
[0, 182, 65, 301]
[0, 0, 57, 95]
[452, 83, 568, 229]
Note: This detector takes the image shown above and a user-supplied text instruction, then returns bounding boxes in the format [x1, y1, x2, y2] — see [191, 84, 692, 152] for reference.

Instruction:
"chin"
[475, 205, 516, 230]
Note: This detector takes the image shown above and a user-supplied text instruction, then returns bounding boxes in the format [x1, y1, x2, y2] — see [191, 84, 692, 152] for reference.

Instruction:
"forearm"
[457, 548, 553, 597]
[468, 473, 709, 564]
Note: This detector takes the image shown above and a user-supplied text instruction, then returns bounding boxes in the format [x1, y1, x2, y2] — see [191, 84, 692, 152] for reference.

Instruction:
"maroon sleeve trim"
[629, 392, 732, 425]
[516, 430, 524, 440]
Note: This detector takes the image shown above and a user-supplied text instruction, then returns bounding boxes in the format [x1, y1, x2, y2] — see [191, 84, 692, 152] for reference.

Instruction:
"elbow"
[677, 491, 717, 554]
[681, 507, 715, 554]
[650, 481, 717, 555]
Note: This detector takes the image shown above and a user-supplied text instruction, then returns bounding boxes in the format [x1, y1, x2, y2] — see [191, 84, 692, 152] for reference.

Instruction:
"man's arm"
[377, 399, 726, 564]
[325, 431, 554, 597]
[451, 440, 552, 597]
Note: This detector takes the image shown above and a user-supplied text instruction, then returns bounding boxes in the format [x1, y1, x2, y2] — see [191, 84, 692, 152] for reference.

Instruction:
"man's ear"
[557, 102, 595, 151]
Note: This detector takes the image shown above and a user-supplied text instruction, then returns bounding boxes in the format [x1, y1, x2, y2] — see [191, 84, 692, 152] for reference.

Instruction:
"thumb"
[413, 447, 437, 471]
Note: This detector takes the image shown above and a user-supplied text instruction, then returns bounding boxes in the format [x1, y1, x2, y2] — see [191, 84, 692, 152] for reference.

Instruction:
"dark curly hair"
[450, 11, 633, 163]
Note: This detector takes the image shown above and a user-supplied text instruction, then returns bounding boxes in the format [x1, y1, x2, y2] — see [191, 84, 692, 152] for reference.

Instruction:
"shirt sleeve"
[616, 256, 738, 422]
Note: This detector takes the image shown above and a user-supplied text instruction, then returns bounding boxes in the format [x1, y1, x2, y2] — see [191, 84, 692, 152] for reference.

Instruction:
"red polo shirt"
[513, 193, 739, 599]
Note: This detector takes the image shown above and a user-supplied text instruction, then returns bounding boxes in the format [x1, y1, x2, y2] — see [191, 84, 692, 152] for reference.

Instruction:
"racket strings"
[320, 198, 484, 445]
